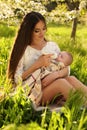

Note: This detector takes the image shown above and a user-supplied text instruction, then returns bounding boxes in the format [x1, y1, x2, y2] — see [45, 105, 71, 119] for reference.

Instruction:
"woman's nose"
[40, 30, 44, 35]
[39, 30, 45, 37]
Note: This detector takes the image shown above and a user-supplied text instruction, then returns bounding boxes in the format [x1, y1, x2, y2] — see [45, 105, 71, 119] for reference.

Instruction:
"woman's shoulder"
[25, 45, 32, 51]
[24, 45, 37, 54]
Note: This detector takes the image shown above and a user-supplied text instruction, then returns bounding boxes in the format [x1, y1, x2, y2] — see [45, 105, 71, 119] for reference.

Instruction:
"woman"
[7, 11, 87, 106]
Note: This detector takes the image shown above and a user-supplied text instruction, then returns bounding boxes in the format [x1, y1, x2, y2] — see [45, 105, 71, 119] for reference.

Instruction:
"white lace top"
[14, 41, 60, 83]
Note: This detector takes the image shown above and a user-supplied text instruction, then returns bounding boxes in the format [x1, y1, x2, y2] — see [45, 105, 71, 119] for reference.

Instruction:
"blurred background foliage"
[0, 0, 87, 39]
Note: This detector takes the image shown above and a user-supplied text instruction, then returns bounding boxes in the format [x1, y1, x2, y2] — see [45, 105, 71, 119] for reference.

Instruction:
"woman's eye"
[34, 30, 40, 33]
[43, 27, 46, 31]
[34, 27, 46, 33]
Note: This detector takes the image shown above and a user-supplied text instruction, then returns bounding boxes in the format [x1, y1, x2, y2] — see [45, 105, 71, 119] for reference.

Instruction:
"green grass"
[0, 22, 87, 129]
[0, 23, 17, 85]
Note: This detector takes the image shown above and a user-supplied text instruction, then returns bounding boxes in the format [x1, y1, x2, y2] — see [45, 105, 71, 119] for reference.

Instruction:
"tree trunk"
[71, 17, 78, 40]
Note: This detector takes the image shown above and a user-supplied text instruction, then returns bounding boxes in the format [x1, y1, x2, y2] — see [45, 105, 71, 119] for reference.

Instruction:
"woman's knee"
[56, 78, 67, 83]
[56, 78, 73, 89]
[70, 76, 76, 79]
[66, 75, 76, 81]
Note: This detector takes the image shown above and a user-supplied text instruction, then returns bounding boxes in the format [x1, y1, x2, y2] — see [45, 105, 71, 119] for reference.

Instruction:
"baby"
[49, 51, 73, 71]
[41, 50, 73, 74]
[40, 50, 73, 89]
[57, 51, 73, 66]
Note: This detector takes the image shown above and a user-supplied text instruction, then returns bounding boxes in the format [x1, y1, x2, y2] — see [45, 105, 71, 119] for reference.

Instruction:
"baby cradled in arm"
[41, 48, 73, 88]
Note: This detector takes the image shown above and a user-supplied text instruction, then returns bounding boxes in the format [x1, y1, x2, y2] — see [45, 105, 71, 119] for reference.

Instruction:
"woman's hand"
[41, 71, 58, 88]
[22, 54, 52, 80]
[37, 54, 53, 67]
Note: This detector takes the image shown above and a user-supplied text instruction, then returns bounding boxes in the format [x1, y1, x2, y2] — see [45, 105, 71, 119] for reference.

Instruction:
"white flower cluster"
[65, 10, 79, 20]
[0, 0, 46, 21]
[29, 1, 46, 15]
[79, 0, 87, 10]
[0, 2, 14, 20]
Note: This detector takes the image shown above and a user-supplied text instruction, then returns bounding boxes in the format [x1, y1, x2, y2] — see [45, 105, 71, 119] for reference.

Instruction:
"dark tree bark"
[65, 0, 79, 10]
[71, 17, 78, 40]
[64, 0, 80, 40]
[45, 1, 57, 12]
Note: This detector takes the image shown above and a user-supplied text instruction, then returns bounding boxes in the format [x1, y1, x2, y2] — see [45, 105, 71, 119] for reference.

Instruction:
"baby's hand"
[51, 53, 57, 59]
[38, 54, 52, 67]
[58, 62, 65, 69]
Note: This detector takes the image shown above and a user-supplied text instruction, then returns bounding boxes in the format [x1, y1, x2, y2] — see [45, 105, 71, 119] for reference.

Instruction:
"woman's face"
[32, 20, 46, 43]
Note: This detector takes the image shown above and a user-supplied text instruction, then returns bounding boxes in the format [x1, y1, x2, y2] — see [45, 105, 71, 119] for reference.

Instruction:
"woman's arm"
[42, 67, 69, 88]
[57, 66, 69, 78]
[22, 54, 53, 80]
[14, 54, 53, 83]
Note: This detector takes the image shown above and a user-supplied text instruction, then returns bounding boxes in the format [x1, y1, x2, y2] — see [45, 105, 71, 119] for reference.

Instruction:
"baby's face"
[58, 52, 68, 65]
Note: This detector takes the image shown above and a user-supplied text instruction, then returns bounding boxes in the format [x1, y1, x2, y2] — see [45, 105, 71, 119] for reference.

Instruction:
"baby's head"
[57, 51, 73, 66]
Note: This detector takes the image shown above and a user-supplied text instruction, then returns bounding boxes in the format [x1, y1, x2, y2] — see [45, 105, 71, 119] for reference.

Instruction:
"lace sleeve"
[14, 57, 24, 84]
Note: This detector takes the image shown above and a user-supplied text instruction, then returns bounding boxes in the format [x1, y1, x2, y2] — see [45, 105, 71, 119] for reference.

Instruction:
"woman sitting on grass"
[7, 11, 87, 106]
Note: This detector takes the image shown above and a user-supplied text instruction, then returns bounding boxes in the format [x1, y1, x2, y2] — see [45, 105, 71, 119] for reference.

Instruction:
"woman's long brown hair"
[7, 11, 46, 83]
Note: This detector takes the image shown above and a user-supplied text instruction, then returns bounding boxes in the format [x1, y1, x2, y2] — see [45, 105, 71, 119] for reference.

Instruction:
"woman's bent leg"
[41, 78, 74, 105]
[65, 76, 87, 93]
